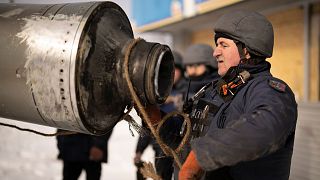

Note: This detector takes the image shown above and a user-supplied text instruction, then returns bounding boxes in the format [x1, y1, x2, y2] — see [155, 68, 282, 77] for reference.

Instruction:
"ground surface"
[0, 111, 154, 180]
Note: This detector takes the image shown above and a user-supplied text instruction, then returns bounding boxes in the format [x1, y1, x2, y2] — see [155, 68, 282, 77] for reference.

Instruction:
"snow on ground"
[0, 110, 154, 180]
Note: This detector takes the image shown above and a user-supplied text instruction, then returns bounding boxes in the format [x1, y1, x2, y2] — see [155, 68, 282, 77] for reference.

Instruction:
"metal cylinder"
[0, 2, 174, 135]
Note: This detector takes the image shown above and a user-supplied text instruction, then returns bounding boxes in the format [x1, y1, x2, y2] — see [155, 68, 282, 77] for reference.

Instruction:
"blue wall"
[132, 0, 211, 27]
[132, 0, 173, 26]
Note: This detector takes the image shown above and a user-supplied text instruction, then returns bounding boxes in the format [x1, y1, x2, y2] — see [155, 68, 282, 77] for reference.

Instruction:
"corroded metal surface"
[17, 13, 86, 131]
[0, 2, 174, 135]
[0, 2, 113, 134]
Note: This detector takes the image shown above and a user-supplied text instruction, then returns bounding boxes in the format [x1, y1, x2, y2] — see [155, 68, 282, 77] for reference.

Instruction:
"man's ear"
[244, 48, 251, 59]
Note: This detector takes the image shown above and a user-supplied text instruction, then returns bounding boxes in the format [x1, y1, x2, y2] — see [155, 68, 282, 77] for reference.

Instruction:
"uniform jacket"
[160, 77, 187, 113]
[185, 71, 220, 99]
[191, 61, 297, 180]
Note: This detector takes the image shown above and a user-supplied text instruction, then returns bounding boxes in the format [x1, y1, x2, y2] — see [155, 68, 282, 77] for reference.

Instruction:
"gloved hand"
[134, 152, 142, 164]
[134, 152, 145, 168]
[145, 104, 161, 125]
[179, 150, 203, 180]
[89, 146, 104, 161]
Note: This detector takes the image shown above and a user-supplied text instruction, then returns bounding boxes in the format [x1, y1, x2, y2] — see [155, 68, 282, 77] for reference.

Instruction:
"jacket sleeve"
[135, 120, 153, 153]
[191, 79, 297, 171]
[136, 134, 152, 153]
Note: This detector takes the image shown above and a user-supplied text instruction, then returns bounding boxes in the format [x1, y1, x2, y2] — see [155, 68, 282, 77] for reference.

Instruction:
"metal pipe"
[0, 2, 174, 135]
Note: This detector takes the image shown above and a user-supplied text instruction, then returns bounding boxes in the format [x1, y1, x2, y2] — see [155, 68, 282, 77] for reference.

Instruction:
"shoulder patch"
[269, 79, 286, 92]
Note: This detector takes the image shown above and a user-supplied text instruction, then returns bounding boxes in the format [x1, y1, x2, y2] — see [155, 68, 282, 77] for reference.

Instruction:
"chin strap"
[234, 40, 265, 65]
[234, 40, 248, 64]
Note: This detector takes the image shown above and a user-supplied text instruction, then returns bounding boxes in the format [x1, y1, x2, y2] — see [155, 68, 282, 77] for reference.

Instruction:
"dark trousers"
[155, 156, 174, 180]
[63, 161, 102, 180]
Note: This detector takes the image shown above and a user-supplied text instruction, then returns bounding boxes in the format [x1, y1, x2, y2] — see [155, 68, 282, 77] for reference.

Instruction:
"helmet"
[214, 10, 274, 58]
[183, 44, 217, 69]
[172, 51, 184, 71]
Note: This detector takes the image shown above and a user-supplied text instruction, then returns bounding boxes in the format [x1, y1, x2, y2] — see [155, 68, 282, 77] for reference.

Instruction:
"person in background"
[133, 51, 186, 180]
[160, 51, 186, 113]
[172, 43, 219, 179]
[56, 130, 112, 180]
[183, 43, 219, 99]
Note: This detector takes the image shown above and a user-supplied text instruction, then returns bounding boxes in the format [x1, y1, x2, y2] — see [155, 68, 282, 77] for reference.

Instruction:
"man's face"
[185, 64, 206, 77]
[213, 37, 240, 76]
[173, 67, 182, 84]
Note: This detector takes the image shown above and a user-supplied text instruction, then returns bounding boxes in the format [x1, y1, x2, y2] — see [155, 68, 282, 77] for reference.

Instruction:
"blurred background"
[0, 0, 319, 179]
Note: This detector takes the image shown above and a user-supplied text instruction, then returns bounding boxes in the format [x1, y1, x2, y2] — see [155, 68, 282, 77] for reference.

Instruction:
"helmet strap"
[234, 40, 247, 64]
[234, 40, 264, 65]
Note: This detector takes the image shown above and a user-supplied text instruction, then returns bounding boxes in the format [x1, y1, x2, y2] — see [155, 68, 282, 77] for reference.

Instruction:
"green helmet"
[214, 10, 274, 58]
[183, 44, 217, 69]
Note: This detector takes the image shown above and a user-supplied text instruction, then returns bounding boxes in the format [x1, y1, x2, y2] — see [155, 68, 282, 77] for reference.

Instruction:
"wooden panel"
[191, 28, 214, 46]
[196, 0, 243, 14]
[135, 14, 183, 33]
[310, 4, 320, 102]
[268, 8, 304, 101]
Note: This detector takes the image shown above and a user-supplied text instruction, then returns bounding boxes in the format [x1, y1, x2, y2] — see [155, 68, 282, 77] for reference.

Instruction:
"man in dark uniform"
[183, 44, 220, 99]
[56, 130, 112, 180]
[171, 44, 219, 179]
[178, 10, 298, 180]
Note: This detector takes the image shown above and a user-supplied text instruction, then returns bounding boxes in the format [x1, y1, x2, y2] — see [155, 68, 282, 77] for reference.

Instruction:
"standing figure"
[178, 10, 297, 180]
[183, 44, 220, 99]
[57, 130, 112, 180]
[173, 44, 219, 179]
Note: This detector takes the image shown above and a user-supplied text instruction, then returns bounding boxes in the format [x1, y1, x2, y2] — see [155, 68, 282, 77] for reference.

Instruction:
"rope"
[0, 122, 77, 136]
[122, 38, 192, 177]
[140, 162, 162, 180]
